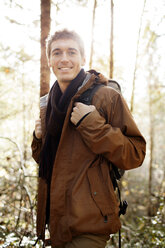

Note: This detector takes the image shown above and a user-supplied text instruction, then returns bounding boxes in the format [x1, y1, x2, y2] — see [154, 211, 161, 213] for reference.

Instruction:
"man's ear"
[48, 59, 52, 68]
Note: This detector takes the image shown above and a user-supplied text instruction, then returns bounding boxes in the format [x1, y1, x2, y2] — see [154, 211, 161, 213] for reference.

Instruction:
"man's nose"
[61, 52, 69, 62]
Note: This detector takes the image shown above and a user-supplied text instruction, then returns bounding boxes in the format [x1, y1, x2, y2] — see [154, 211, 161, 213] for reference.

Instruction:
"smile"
[59, 67, 73, 71]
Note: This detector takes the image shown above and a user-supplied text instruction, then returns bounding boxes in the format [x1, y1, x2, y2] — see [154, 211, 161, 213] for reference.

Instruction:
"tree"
[130, 0, 146, 113]
[109, 0, 114, 78]
[146, 35, 165, 216]
[89, 0, 97, 69]
[40, 0, 51, 97]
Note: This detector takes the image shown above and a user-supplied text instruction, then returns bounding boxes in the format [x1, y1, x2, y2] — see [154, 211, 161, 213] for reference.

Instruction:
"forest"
[0, 0, 164, 247]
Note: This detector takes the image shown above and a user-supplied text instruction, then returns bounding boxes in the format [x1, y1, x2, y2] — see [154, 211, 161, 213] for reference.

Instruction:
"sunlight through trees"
[0, 0, 164, 247]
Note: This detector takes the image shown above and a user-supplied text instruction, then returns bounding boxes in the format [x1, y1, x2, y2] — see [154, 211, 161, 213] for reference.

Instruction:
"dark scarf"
[39, 69, 86, 183]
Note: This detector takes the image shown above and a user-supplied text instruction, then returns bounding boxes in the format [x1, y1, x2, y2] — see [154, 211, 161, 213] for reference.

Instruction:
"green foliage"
[107, 198, 165, 248]
[0, 137, 39, 247]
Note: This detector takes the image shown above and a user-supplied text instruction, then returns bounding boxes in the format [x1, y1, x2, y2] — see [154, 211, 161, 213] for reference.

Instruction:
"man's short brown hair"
[46, 29, 85, 59]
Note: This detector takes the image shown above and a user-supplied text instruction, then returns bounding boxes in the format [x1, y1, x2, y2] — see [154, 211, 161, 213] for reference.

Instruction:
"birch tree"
[130, 0, 146, 113]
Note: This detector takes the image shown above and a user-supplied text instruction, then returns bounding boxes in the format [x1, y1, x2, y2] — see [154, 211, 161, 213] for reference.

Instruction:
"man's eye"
[53, 52, 61, 56]
[69, 51, 76, 55]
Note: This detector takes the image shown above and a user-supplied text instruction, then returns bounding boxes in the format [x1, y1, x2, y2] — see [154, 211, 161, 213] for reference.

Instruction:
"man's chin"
[59, 76, 75, 83]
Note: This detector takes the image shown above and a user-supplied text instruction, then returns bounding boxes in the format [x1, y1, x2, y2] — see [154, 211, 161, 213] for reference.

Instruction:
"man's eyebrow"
[51, 48, 61, 53]
[68, 48, 78, 52]
[51, 48, 78, 54]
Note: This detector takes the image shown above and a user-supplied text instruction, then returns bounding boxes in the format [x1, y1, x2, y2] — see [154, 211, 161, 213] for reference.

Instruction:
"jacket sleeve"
[31, 132, 42, 164]
[77, 90, 146, 170]
[31, 99, 47, 164]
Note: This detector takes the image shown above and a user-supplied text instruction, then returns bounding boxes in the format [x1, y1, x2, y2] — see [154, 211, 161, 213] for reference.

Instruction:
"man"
[31, 29, 146, 248]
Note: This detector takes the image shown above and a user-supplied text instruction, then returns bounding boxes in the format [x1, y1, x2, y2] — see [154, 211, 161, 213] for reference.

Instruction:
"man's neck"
[58, 81, 71, 93]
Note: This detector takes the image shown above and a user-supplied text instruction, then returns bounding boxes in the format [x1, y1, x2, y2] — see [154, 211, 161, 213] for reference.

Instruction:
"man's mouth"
[59, 67, 73, 72]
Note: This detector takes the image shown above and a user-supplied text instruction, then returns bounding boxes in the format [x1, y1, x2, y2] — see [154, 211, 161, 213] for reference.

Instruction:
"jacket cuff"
[33, 131, 42, 142]
[75, 112, 90, 127]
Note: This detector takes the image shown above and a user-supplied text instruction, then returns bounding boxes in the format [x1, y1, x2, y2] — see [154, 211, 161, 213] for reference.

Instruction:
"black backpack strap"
[78, 77, 121, 106]
[78, 84, 104, 105]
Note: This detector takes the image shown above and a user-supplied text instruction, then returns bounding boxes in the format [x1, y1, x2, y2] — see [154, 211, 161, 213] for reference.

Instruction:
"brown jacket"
[31, 72, 146, 246]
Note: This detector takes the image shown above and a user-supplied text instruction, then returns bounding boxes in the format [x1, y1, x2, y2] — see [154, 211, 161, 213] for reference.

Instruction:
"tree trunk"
[148, 82, 154, 217]
[89, 0, 97, 69]
[40, 0, 51, 97]
[130, 0, 146, 112]
[109, 0, 114, 78]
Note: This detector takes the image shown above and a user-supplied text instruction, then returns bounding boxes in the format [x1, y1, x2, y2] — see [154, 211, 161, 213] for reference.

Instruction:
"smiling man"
[31, 29, 146, 248]
[48, 38, 85, 92]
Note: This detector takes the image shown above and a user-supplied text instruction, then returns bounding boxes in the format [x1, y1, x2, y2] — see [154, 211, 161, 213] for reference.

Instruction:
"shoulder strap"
[78, 84, 104, 105]
[78, 80, 121, 105]
[108, 80, 121, 93]
[78, 78, 121, 106]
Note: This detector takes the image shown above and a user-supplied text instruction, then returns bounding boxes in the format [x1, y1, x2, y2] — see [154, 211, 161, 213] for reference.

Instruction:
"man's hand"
[70, 102, 96, 125]
[35, 119, 42, 139]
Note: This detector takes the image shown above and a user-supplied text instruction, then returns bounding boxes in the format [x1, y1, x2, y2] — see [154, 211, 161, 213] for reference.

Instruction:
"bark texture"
[40, 0, 51, 97]
[89, 0, 97, 69]
[109, 0, 114, 78]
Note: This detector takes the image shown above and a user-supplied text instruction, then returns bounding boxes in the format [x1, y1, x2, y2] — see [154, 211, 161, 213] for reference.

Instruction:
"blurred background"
[0, 0, 164, 247]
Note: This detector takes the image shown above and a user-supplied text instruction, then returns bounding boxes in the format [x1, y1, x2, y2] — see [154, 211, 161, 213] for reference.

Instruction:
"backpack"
[77, 77, 128, 248]
[78, 78, 125, 189]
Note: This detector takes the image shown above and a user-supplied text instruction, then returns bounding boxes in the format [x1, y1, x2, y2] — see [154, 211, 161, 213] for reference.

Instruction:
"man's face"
[48, 39, 85, 91]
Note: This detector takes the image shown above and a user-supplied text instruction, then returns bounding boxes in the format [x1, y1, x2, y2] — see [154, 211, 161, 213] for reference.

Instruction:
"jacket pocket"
[87, 158, 117, 217]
